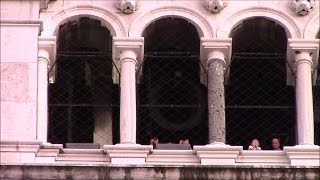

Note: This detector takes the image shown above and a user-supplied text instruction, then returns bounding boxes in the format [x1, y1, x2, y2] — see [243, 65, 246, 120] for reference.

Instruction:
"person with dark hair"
[150, 136, 159, 149]
[271, 137, 282, 150]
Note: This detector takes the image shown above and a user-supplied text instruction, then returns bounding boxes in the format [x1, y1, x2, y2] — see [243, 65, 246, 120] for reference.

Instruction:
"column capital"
[200, 38, 232, 68]
[113, 37, 144, 65]
[38, 36, 56, 64]
[287, 39, 319, 85]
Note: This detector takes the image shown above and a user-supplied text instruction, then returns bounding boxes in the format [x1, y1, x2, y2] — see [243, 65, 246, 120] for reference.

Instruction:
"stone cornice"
[287, 39, 319, 86]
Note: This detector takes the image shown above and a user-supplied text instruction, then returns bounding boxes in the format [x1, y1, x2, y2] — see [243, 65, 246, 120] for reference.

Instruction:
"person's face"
[272, 139, 280, 149]
[251, 139, 259, 147]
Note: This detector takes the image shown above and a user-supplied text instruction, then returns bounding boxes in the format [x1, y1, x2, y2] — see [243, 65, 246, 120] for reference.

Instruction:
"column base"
[103, 143, 153, 165]
[193, 142, 243, 165]
[283, 145, 320, 166]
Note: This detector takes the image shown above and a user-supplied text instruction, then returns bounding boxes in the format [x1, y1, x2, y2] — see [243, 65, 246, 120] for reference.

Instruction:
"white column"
[37, 49, 50, 142]
[38, 36, 56, 143]
[113, 37, 144, 144]
[119, 50, 138, 144]
[294, 51, 314, 145]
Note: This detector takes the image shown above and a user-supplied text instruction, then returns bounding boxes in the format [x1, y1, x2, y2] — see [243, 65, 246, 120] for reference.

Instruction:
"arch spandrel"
[217, 7, 302, 39]
[304, 13, 320, 39]
[129, 6, 214, 38]
[41, 5, 127, 37]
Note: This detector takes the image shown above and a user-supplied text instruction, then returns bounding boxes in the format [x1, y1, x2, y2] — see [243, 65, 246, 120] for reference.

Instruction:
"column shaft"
[37, 57, 49, 142]
[119, 50, 137, 144]
[208, 58, 226, 143]
[295, 53, 314, 145]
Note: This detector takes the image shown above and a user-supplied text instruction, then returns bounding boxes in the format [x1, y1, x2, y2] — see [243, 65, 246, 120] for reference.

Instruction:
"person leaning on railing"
[248, 138, 262, 150]
[270, 137, 282, 150]
[150, 136, 159, 149]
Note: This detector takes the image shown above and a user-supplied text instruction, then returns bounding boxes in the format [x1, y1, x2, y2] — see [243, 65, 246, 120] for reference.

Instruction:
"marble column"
[294, 51, 314, 145]
[119, 50, 138, 144]
[207, 51, 226, 143]
[37, 37, 56, 143]
[37, 49, 50, 142]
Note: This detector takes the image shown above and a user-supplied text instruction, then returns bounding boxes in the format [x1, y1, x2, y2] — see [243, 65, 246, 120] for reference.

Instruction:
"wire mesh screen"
[225, 18, 296, 150]
[48, 52, 120, 145]
[137, 18, 208, 145]
[48, 17, 120, 146]
[137, 55, 208, 145]
[225, 53, 296, 149]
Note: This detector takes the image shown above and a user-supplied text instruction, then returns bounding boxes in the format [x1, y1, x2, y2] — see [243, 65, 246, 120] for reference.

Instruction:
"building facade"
[1, 0, 319, 179]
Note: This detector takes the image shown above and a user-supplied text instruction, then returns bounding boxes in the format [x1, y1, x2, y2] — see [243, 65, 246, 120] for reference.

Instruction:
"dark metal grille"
[137, 54, 208, 145]
[225, 53, 296, 149]
[226, 18, 296, 150]
[137, 18, 208, 145]
[48, 52, 120, 145]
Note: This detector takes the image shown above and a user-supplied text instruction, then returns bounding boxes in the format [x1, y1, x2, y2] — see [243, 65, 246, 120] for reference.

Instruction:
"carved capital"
[287, 39, 319, 85]
[289, 0, 316, 16]
[201, 0, 227, 13]
[38, 36, 56, 64]
[116, 0, 139, 14]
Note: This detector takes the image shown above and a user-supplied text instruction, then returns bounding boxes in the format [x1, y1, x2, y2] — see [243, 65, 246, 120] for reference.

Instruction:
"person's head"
[179, 138, 189, 144]
[150, 137, 159, 146]
[272, 138, 281, 150]
[251, 138, 260, 147]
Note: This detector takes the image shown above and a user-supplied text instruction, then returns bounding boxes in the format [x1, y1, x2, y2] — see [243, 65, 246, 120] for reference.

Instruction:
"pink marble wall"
[0, 25, 39, 141]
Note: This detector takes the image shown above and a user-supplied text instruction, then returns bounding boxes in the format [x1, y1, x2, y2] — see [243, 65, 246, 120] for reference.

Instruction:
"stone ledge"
[193, 143, 243, 165]
[1, 164, 319, 180]
[283, 145, 320, 166]
[103, 144, 153, 165]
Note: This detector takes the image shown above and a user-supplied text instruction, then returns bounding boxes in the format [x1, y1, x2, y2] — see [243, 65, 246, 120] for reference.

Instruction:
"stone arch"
[304, 13, 320, 39]
[217, 7, 301, 38]
[41, 5, 127, 37]
[129, 6, 213, 38]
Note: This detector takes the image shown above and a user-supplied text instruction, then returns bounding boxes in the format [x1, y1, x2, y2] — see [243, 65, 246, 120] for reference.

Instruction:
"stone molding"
[216, 7, 301, 39]
[41, 5, 127, 37]
[287, 39, 319, 85]
[129, 6, 213, 37]
[103, 144, 152, 165]
[283, 145, 320, 166]
[193, 143, 243, 165]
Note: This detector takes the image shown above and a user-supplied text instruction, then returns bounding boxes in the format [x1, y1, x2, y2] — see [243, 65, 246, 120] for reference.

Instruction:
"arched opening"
[137, 18, 208, 146]
[48, 17, 120, 147]
[225, 17, 296, 149]
[314, 31, 320, 145]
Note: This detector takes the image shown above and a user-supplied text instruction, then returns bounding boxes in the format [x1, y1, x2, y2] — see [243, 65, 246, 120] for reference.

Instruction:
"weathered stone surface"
[208, 59, 226, 143]
[1, 165, 319, 180]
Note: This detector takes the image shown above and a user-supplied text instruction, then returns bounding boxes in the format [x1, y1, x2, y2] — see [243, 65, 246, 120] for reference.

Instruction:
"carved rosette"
[116, 0, 139, 14]
[201, 0, 227, 13]
[289, 0, 316, 16]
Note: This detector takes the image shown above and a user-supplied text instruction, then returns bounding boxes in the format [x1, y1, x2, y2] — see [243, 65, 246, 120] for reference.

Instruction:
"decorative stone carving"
[116, 0, 139, 14]
[201, 0, 227, 13]
[289, 0, 316, 16]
